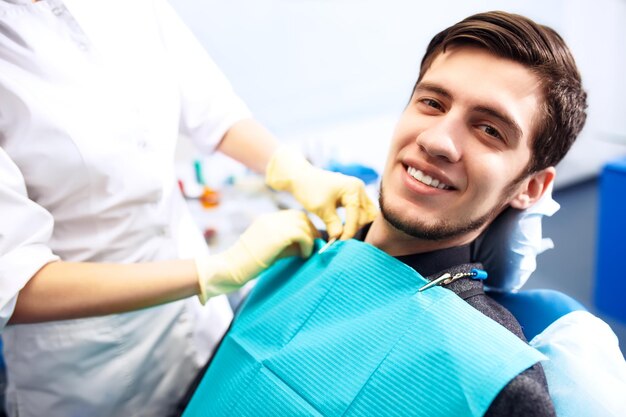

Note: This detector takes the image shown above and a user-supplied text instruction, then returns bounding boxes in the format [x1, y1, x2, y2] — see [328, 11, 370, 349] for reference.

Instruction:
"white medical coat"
[0, 0, 250, 415]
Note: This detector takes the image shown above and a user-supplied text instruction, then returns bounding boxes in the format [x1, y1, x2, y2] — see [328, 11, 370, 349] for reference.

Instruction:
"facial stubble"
[377, 177, 523, 242]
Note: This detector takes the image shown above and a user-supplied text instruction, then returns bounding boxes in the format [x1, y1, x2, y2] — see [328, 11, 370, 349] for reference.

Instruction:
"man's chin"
[381, 209, 448, 241]
[378, 198, 493, 242]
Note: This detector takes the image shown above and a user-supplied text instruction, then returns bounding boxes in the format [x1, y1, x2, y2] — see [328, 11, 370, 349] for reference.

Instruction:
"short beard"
[378, 179, 521, 242]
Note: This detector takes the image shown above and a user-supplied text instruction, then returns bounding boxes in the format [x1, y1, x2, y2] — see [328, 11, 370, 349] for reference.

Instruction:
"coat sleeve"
[0, 148, 59, 330]
[153, 0, 252, 154]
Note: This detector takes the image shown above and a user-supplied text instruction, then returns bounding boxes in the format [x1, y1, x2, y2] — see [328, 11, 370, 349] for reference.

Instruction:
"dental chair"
[488, 287, 626, 417]
[477, 193, 626, 417]
[489, 289, 586, 341]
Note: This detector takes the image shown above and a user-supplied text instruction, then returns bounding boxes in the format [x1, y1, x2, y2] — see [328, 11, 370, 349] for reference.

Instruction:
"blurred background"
[169, 0, 626, 355]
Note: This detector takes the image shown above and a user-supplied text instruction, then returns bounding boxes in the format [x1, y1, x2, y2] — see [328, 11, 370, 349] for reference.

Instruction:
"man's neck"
[364, 215, 480, 257]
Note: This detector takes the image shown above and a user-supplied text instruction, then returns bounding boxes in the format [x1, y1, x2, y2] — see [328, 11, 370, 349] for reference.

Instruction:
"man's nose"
[415, 117, 462, 163]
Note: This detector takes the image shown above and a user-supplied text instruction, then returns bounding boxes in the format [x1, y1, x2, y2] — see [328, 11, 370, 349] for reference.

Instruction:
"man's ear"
[510, 167, 556, 210]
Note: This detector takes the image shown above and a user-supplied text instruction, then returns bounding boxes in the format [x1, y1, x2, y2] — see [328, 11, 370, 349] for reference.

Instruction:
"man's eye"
[478, 124, 503, 140]
[420, 98, 443, 110]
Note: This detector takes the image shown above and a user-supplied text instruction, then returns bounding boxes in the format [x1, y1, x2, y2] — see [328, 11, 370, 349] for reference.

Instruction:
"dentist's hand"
[265, 147, 378, 240]
[195, 210, 318, 304]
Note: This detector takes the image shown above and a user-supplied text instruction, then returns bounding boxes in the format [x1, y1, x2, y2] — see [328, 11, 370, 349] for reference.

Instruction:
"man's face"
[378, 46, 544, 250]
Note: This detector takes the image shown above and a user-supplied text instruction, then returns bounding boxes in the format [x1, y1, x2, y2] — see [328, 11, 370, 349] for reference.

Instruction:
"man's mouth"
[406, 165, 453, 190]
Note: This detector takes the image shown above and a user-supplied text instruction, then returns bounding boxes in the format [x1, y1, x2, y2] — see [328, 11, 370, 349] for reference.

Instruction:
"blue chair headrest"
[488, 289, 587, 341]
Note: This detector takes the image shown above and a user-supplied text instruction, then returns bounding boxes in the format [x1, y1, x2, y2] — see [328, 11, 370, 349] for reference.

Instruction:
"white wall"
[170, 0, 626, 187]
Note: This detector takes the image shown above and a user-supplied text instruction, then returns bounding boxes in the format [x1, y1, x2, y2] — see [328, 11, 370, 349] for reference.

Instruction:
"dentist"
[0, 0, 377, 416]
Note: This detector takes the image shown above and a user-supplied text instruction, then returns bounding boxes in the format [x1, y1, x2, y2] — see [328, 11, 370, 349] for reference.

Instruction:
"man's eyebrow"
[414, 82, 452, 100]
[415, 81, 524, 141]
[474, 106, 523, 142]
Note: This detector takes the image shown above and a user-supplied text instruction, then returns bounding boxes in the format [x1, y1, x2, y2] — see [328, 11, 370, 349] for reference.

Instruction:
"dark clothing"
[352, 227, 556, 417]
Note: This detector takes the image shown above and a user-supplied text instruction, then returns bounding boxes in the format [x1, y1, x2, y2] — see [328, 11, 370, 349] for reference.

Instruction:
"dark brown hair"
[416, 11, 587, 175]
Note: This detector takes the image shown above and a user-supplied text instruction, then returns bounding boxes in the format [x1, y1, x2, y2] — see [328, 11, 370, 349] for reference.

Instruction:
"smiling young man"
[368, 45, 552, 255]
[360, 12, 587, 415]
[181, 11, 587, 417]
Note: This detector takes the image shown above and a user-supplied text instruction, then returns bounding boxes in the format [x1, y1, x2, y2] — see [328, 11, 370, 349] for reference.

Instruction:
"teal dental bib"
[184, 239, 545, 417]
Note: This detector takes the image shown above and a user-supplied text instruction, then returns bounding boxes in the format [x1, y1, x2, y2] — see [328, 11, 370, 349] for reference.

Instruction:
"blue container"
[594, 158, 626, 323]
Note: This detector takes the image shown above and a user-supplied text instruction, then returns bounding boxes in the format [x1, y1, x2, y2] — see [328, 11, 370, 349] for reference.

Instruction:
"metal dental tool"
[317, 237, 337, 254]
[418, 269, 488, 292]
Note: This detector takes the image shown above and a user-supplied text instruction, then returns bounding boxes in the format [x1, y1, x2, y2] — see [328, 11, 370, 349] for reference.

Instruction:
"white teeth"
[406, 166, 450, 190]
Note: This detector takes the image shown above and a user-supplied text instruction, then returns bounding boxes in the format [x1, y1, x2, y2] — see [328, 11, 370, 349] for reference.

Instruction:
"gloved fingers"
[291, 211, 319, 258]
[339, 183, 379, 240]
[318, 206, 344, 241]
[267, 149, 376, 241]
[196, 209, 319, 305]
[339, 191, 361, 240]
[360, 191, 379, 224]
[270, 210, 318, 259]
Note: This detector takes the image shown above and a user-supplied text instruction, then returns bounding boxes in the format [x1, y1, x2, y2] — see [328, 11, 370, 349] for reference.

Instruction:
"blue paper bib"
[184, 239, 545, 417]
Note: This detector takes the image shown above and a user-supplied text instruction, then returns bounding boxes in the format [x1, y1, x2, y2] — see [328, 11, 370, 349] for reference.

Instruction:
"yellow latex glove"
[195, 210, 318, 304]
[265, 147, 379, 240]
